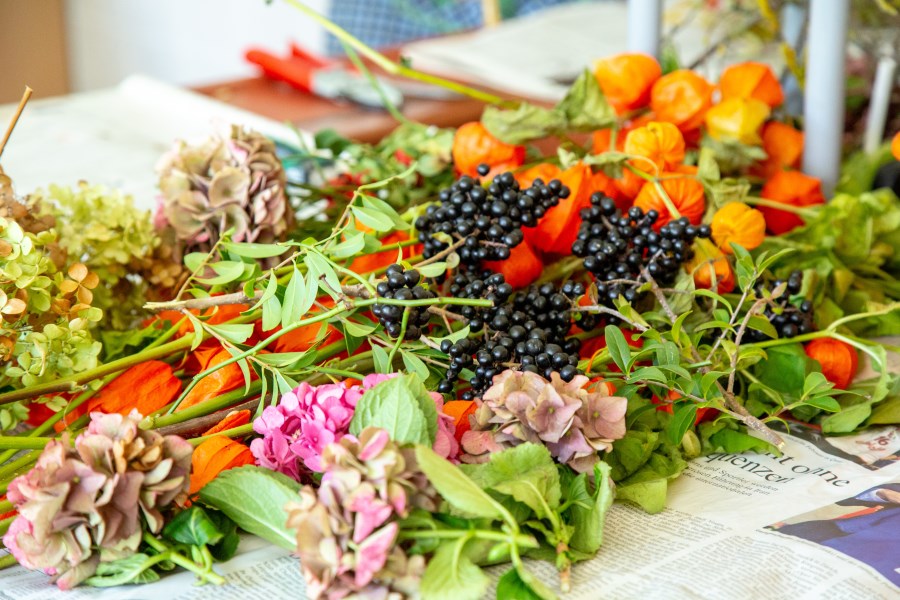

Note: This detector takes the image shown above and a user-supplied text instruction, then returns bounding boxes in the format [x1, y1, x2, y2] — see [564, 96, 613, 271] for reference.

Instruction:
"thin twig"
[145, 291, 260, 312]
[570, 305, 648, 332]
[0, 87, 32, 159]
[156, 398, 260, 437]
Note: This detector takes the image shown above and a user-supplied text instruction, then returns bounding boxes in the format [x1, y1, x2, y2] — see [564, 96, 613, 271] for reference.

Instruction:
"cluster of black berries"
[372, 264, 435, 340]
[436, 275, 584, 399]
[572, 194, 710, 321]
[446, 270, 514, 330]
[414, 165, 568, 265]
[744, 270, 815, 342]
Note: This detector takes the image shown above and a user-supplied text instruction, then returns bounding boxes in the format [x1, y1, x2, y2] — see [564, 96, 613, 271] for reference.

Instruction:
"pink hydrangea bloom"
[252, 375, 460, 481]
[251, 381, 363, 478]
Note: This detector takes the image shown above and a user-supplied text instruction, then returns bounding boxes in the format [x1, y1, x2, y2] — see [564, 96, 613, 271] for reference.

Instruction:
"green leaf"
[281, 267, 315, 329]
[415, 445, 506, 520]
[481, 102, 566, 145]
[667, 404, 697, 445]
[349, 374, 435, 445]
[420, 540, 489, 600]
[199, 465, 301, 550]
[329, 230, 366, 258]
[351, 205, 394, 232]
[567, 461, 614, 554]
[654, 341, 680, 367]
[162, 505, 224, 547]
[417, 262, 448, 278]
[262, 294, 282, 332]
[496, 568, 544, 600]
[196, 261, 246, 285]
[706, 426, 777, 454]
[821, 401, 873, 433]
[753, 344, 810, 397]
[222, 242, 288, 259]
[343, 320, 377, 337]
[184, 312, 206, 351]
[184, 252, 207, 273]
[207, 323, 254, 345]
[605, 325, 631, 372]
[697, 147, 721, 182]
[372, 343, 391, 373]
[869, 395, 900, 425]
[85, 554, 161, 587]
[461, 444, 560, 519]
[616, 479, 669, 514]
[554, 69, 615, 131]
[401, 350, 430, 381]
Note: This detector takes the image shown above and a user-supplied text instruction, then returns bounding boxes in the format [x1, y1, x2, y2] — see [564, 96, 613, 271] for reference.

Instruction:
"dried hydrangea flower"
[2, 411, 192, 589]
[155, 125, 293, 261]
[461, 370, 627, 473]
[285, 428, 431, 599]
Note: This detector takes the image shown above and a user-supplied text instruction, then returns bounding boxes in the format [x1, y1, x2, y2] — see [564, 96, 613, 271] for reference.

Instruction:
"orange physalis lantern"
[892, 131, 900, 161]
[593, 53, 662, 114]
[704, 98, 771, 145]
[688, 239, 735, 293]
[650, 70, 714, 132]
[189, 436, 255, 495]
[753, 121, 804, 178]
[452, 121, 525, 178]
[759, 171, 825, 235]
[710, 202, 766, 254]
[804, 338, 859, 390]
[623, 121, 686, 171]
[633, 175, 706, 229]
[484, 239, 543, 289]
[718, 62, 784, 108]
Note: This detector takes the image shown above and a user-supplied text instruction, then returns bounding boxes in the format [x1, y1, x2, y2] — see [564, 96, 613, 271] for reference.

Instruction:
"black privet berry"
[415, 170, 568, 267]
[437, 271, 586, 398]
[744, 270, 816, 342]
[372, 264, 435, 340]
[572, 196, 709, 327]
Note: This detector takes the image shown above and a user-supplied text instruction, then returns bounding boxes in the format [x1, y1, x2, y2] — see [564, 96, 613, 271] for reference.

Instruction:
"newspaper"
[3, 424, 898, 599]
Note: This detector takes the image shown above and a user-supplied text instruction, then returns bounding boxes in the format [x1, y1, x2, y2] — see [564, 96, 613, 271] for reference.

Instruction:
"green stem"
[398, 529, 537, 548]
[142, 533, 225, 585]
[282, 0, 507, 105]
[142, 380, 262, 430]
[189, 423, 255, 447]
[341, 41, 409, 124]
[170, 296, 490, 412]
[0, 515, 13, 536]
[0, 436, 56, 450]
[743, 195, 820, 218]
[0, 553, 17, 569]
[0, 336, 196, 406]
[387, 309, 410, 367]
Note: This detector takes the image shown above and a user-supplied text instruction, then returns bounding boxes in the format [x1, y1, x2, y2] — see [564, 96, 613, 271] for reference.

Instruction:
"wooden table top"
[194, 75, 490, 144]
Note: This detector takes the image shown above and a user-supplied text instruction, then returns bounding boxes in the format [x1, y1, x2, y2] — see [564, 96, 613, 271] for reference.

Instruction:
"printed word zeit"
[703, 453, 850, 487]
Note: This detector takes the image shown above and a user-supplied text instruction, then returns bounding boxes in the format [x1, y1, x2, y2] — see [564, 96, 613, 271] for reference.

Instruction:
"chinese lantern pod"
[718, 62, 785, 108]
[452, 121, 525, 178]
[594, 53, 662, 114]
[805, 338, 859, 390]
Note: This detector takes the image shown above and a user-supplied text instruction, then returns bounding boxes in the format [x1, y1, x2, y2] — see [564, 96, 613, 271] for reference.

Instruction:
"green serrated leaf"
[162, 505, 224, 547]
[199, 465, 301, 550]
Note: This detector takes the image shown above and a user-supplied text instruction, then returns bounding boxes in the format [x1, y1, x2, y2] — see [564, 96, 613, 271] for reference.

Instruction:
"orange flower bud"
[705, 98, 771, 145]
[892, 131, 900, 161]
[805, 338, 859, 390]
[651, 70, 714, 132]
[594, 53, 662, 114]
[624, 121, 686, 171]
[753, 121, 804, 178]
[452, 121, 525, 178]
[633, 174, 706, 229]
[711, 202, 766, 254]
[688, 238, 735, 293]
[760, 171, 825, 235]
[719, 62, 784, 108]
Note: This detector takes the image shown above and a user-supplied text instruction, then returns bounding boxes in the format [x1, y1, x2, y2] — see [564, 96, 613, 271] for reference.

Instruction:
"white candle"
[627, 0, 662, 59]
[863, 55, 898, 155]
[802, 0, 851, 197]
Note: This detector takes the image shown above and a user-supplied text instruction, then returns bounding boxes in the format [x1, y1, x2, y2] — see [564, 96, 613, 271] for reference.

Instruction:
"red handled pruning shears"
[246, 44, 457, 110]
